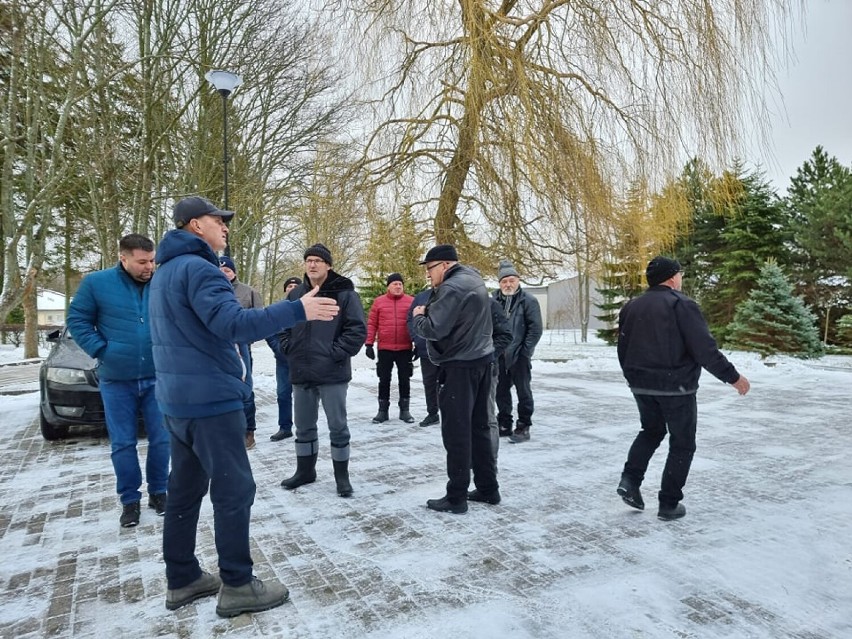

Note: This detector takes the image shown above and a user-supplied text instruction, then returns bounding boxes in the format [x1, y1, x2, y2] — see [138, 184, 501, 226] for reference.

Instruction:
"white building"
[37, 289, 67, 326]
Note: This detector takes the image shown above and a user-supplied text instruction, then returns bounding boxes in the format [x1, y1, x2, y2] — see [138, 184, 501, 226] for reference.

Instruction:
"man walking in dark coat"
[411, 244, 497, 514]
[617, 256, 750, 521]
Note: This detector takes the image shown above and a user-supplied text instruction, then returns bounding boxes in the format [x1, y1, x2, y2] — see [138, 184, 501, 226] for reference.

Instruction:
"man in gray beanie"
[493, 259, 543, 444]
[616, 255, 750, 521]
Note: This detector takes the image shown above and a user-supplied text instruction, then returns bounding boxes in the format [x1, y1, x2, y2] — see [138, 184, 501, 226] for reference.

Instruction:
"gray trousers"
[293, 383, 350, 461]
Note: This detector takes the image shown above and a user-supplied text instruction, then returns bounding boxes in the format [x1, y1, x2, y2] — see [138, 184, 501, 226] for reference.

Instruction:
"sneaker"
[166, 571, 222, 610]
[270, 429, 293, 441]
[467, 489, 501, 505]
[245, 432, 256, 450]
[148, 493, 167, 516]
[120, 501, 141, 528]
[658, 503, 687, 521]
[426, 495, 468, 514]
[419, 413, 439, 427]
[508, 427, 530, 443]
[616, 477, 644, 510]
[216, 577, 289, 618]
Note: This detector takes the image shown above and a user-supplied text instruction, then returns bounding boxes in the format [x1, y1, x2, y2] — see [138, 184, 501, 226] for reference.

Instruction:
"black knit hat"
[218, 256, 236, 273]
[283, 276, 302, 289]
[304, 243, 332, 266]
[419, 244, 459, 264]
[646, 256, 681, 287]
[386, 273, 404, 286]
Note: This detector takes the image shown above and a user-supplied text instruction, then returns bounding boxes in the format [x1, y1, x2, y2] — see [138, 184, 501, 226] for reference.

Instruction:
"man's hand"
[410, 349, 418, 361]
[299, 286, 339, 321]
[412, 305, 426, 317]
[732, 375, 750, 395]
[365, 345, 375, 360]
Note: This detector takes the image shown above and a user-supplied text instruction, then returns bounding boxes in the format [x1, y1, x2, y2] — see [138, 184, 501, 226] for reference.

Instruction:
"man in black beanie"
[616, 255, 750, 520]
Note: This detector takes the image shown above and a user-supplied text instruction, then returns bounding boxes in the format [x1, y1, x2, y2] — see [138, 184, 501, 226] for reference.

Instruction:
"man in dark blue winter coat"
[278, 243, 367, 498]
[617, 256, 750, 521]
[66, 233, 169, 528]
[149, 196, 339, 617]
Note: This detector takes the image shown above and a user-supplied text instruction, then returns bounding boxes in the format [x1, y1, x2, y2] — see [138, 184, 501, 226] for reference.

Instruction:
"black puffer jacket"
[281, 271, 366, 385]
[617, 285, 740, 395]
[493, 287, 543, 368]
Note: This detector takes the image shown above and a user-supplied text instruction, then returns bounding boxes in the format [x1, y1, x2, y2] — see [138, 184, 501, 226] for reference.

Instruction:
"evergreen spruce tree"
[594, 261, 643, 345]
[726, 261, 823, 358]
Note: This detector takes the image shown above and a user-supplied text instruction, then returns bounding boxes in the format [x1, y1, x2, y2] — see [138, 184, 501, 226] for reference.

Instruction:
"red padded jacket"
[366, 292, 415, 351]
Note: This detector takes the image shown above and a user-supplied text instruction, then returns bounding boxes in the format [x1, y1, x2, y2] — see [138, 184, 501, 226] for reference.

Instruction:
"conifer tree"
[726, 261, 822, 359]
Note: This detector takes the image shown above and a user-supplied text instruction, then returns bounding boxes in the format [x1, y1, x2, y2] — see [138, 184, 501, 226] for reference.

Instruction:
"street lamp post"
[204, 70, 242, 256]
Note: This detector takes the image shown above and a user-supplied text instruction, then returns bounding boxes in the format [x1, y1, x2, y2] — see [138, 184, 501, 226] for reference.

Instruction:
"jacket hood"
[156, 229, 219, 267]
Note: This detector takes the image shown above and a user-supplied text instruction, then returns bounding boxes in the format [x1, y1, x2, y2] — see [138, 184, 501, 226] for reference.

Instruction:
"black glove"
[410, 350, 419, 361]
[365, 345, 375, 360]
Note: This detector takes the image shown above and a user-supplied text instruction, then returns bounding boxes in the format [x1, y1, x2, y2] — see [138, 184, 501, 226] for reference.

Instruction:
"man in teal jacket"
[149, 196, 338, 618]
[66, 233, 169, 528]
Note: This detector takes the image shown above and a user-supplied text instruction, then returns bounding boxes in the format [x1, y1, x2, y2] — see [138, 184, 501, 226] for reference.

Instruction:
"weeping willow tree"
[324, 0, 803, 272]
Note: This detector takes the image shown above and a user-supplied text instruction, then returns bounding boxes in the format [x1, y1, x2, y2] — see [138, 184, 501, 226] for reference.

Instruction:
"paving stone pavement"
[1, 349, 850, 638]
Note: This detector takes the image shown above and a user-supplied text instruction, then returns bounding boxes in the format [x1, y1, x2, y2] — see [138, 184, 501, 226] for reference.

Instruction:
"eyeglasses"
[425, 262, 444, 272]
[305, 258, 326, 265]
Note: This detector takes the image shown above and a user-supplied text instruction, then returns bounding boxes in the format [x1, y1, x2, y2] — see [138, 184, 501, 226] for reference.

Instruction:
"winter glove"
[365, 344, 375, 360]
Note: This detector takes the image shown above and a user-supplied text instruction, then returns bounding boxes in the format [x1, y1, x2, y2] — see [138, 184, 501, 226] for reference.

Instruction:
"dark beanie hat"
[283, 276, 302, 289]
[497, 259, 519, 281]
[218, 256, 236, 273]
[646, 256, 681, 287]
[386, 273, 404, 286]
[419, 244, 459, 264]
[304, 243, 332, 266]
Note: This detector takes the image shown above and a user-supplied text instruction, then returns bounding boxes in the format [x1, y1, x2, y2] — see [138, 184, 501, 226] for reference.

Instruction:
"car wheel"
[40, 409, 69, 441]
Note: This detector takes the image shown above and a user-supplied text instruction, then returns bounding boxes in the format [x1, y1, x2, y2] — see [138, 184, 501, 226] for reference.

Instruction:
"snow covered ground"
[0, 332, 850, 638]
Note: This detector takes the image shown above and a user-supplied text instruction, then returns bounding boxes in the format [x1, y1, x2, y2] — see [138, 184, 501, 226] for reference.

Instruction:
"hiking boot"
[372, 399, 390, 424]
[270, 428, 293, 441]
[658, 503, 687, 521]
[508, 427, 530, 443]
[245, 432, 256, 450]
[426, 495, 468, 514]
[616, 477, 644, 510]
[419, 413, 439, 427]
[120, 501, 140, 528]
[467, 489, 501, 505]
[148, 493, 167, 516]
[166, 571, 222, 610]
[216, 577, 289, 618]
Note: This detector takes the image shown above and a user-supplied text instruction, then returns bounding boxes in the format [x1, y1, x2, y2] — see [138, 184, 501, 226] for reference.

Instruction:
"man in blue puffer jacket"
[149, 196, 339, 618]
[67, 233, 169, 529]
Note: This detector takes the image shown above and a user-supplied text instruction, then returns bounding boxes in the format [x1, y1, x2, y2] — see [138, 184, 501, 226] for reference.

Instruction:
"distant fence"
[0, 324, 63, 348]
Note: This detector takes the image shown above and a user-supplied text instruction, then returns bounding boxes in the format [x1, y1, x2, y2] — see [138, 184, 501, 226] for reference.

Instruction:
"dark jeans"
[420, 356, 440, 416]
[622, 393, 698, 507]
[438, 362, 497, 502]
[275, 357, 293, 431]
[496, 354, 534, 428]
[376, 349, 413, 401]
[243, 348, 256, 433]
[163, 410, 256, 589]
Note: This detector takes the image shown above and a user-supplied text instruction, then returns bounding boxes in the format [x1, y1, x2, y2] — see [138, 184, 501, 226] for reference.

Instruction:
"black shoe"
[419, 413, 439, 427]
[467, 489, 501, 505]
[148, 493, 167, 516]
[270, 429, 293, 441]
[120, 501, 141, 527]
[508, 427, 530, 443]
[658, 503, 686, 520]
[616, 477, 644, 510]
[426, 496, 468, 514]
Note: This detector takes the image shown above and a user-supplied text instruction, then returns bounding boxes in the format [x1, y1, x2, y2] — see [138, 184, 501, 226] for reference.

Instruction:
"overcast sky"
[752, 0, 852, 192]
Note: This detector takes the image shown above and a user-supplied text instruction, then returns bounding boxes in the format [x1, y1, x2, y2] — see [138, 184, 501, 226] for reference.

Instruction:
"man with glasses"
[616, 255, 750, 521]
[279, 243, 367, 498]
[411, 244, 497, 514]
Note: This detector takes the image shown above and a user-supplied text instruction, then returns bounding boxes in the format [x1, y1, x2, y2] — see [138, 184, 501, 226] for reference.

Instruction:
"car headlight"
[46, 367, 90, 385]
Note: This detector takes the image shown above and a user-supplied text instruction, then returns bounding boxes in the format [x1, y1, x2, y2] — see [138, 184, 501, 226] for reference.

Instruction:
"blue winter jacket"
[149, 229, 307, 418]
[65, 264, 155, 382]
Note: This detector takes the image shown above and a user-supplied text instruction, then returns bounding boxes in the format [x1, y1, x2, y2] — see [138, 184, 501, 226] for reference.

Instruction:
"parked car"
[39, 328, 105, 440]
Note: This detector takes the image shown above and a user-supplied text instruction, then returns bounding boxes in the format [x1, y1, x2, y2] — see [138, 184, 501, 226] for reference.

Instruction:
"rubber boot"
[372, 399, 390, 423]
[332, 459, 353, 498]
[399, 398, 415, 424]
[280, 453, 317, 490]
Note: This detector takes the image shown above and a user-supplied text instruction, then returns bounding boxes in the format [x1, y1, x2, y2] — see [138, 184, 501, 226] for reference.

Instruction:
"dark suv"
[38, 328, 105, 440]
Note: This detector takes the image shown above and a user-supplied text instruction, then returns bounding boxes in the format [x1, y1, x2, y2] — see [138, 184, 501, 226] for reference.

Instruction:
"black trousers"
[420, 356, 440, 416]
[376, 349, 413, 401]
[496, 354, 534, 428]
[438, 363, 497, 502]
[622, 393, 697, 507]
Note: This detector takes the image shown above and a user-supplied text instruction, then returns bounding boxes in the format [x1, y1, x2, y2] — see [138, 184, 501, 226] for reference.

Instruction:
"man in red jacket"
[365, 273, 416, 423]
